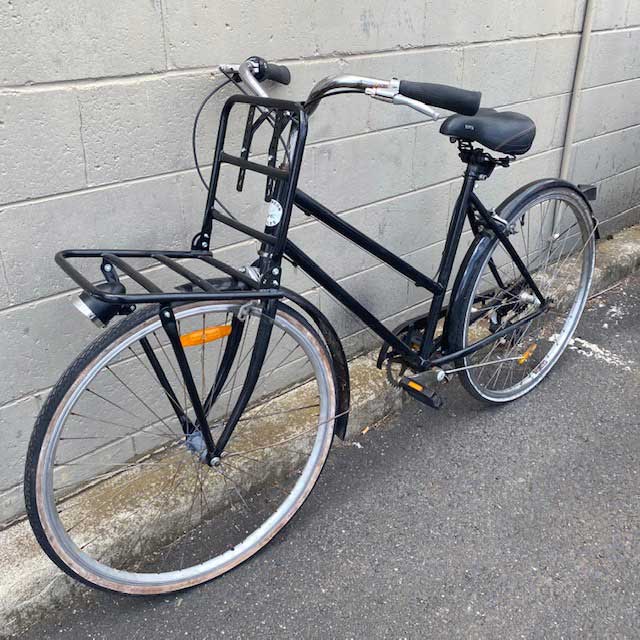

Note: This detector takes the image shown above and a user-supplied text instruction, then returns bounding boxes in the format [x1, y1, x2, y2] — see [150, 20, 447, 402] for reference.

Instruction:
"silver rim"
[35, 302, 336, 593]
[461, 190, 595, 402]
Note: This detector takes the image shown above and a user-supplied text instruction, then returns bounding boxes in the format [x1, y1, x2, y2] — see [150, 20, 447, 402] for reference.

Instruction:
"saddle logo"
[464, 124, 475, 130]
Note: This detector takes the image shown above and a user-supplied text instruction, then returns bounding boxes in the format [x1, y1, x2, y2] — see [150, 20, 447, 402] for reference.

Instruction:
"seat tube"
[418, 164, 478, 360]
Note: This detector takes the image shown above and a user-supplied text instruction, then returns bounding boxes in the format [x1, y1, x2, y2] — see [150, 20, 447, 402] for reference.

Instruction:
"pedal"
[399, 377, 443, 409]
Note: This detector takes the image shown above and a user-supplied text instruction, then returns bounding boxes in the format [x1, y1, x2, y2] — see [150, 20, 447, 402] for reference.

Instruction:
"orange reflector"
[518, 343, 537, 365]
[180, 324, 232, 348]
[407, 380, 424, 392]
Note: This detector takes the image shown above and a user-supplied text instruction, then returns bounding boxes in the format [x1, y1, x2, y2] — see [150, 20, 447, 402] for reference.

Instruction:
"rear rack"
[57, 93, 308, 310]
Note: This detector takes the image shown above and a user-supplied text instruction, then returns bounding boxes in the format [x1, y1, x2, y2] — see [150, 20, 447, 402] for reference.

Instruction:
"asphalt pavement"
[15, 273, 640, 639]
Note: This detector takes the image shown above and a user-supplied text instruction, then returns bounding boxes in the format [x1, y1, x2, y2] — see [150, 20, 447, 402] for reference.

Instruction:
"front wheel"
[25, 301, 337, 594]
[449, 185, 596, 403]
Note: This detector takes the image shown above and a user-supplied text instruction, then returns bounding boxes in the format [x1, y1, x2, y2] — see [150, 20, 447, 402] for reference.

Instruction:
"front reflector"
[518, 343, 537, 365]
[180, 324, 232, 348]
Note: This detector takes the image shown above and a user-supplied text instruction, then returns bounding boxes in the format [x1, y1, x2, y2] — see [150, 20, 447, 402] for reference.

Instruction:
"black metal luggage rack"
[56, 94, 309, 314]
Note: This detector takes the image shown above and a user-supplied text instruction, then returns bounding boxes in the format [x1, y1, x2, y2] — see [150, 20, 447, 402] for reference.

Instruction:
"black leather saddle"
[440, 108, 536, 156]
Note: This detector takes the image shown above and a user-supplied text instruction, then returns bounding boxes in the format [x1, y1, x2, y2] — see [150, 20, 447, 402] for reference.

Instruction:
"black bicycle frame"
[56, 94, 547, 455]
[191, 103, 547, 372]
[281, 163, 545, 369]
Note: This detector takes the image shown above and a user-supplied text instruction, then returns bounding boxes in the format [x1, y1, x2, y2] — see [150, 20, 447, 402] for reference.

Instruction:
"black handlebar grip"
[250, 56, 292, 85]
[263, 62, 291, 85]
[398, 81, 481, 116]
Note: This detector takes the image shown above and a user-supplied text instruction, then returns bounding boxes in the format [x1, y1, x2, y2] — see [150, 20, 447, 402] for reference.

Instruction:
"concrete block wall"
[1, 0, 639, 523]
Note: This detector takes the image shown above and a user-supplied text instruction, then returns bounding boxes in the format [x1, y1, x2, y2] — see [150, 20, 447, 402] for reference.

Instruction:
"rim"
[462, 191, 595, 401]
[35, 302, 335, 593]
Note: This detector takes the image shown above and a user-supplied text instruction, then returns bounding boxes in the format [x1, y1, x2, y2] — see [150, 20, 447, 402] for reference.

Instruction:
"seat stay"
[474, 202, 547, 305]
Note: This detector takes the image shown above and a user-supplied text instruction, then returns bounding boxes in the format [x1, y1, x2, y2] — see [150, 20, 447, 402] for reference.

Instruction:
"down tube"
[284, 240, 420, 364]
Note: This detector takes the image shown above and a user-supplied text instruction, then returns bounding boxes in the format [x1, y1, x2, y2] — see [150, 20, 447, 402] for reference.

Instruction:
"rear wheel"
[449, 186, 596, 403]
[25, 301, 336, 594]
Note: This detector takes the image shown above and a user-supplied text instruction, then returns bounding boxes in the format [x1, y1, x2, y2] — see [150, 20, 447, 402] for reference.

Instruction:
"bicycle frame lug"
[490, 212, 516, 234]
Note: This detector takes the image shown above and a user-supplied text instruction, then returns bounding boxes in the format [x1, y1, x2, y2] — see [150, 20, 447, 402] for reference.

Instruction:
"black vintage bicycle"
[25, 56, 597, 594]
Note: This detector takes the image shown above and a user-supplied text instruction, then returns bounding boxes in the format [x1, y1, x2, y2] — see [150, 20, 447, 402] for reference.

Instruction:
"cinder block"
[161, 0, 426, 70]
[413, 122, 465, 188]
[530, 35, 580, 98]
[404, 240, 446, 307]
[0, 250, 10, 309]
[626, 1, 640, 27]
[585, 29, 640, 88]
[0, 90, 86, 204]
[77, 73, 218, 186]
[598, 204, 640, 234]
[571, 124, 640, 184]
[593, 166, 640, 224]
[0, 395, 41, 492]
[576, 78, 640, 141]
[463, 36, 578, 108]
[592, 0, 633, 31]
[0, 174, 188, 306]
[0, 0, 166, 86]
[0, 484, 22, 524]
[0, 292, 101, 405]
[301, 125, 417, 213]
[424, 0, 581, 45]
[463, 40, 537, 107]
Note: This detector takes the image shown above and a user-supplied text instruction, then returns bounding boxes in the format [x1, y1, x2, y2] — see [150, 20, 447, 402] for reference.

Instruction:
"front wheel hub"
[185, 430, 208, 463]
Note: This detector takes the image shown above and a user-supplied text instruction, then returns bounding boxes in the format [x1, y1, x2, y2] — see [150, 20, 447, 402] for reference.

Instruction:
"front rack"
[56, 249, 282, 305]
[56, 93, 308, 310]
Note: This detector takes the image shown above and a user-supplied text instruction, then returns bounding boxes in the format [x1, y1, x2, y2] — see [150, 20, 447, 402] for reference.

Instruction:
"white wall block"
[0, 395, 41, 492]
[0, 175, 189, 306]
[162, 0, 426, 69]
[571, 124, 640, 185]
[576, 78, 640, 141]
[0, 0, 166, 86]
[592, 0, 636, 31]
[585, 29, 640, 88]
[0, 90, 86, 204]
[424, 0, 582, 45]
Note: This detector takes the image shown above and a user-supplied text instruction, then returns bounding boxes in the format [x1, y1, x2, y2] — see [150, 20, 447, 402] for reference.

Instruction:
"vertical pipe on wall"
[560, 0, 596, 180]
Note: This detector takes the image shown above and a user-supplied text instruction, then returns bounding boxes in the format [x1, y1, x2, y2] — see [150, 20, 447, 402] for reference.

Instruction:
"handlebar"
[221, 56, 481, 120]
[398, 81, 481, 116]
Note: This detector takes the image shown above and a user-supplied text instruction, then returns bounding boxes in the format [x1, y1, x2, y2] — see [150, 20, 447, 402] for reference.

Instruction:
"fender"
[443, 178, 598, 347]
[279, 288, 350, 440]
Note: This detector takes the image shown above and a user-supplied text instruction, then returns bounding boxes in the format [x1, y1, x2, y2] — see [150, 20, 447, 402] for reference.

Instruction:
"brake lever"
[365, 87, 440, 120]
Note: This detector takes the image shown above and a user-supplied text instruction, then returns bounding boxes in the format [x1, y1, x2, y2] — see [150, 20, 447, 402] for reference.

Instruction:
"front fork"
[154, 301, 276, 464]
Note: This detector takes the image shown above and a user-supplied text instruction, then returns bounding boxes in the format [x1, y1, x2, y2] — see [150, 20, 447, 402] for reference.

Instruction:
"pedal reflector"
[180, 325, 232, 347]
[399, 377, 443, 409]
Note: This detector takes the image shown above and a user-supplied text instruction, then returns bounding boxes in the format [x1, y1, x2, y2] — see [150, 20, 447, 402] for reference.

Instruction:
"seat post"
[457, 142, 502, 180]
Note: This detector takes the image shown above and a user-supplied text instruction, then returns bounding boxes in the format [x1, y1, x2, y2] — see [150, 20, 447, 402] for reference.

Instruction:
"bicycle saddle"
[440, 108, 536, 155]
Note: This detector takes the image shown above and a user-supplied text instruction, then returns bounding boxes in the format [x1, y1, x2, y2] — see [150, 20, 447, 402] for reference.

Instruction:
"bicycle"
[24, 56, 597, 594]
